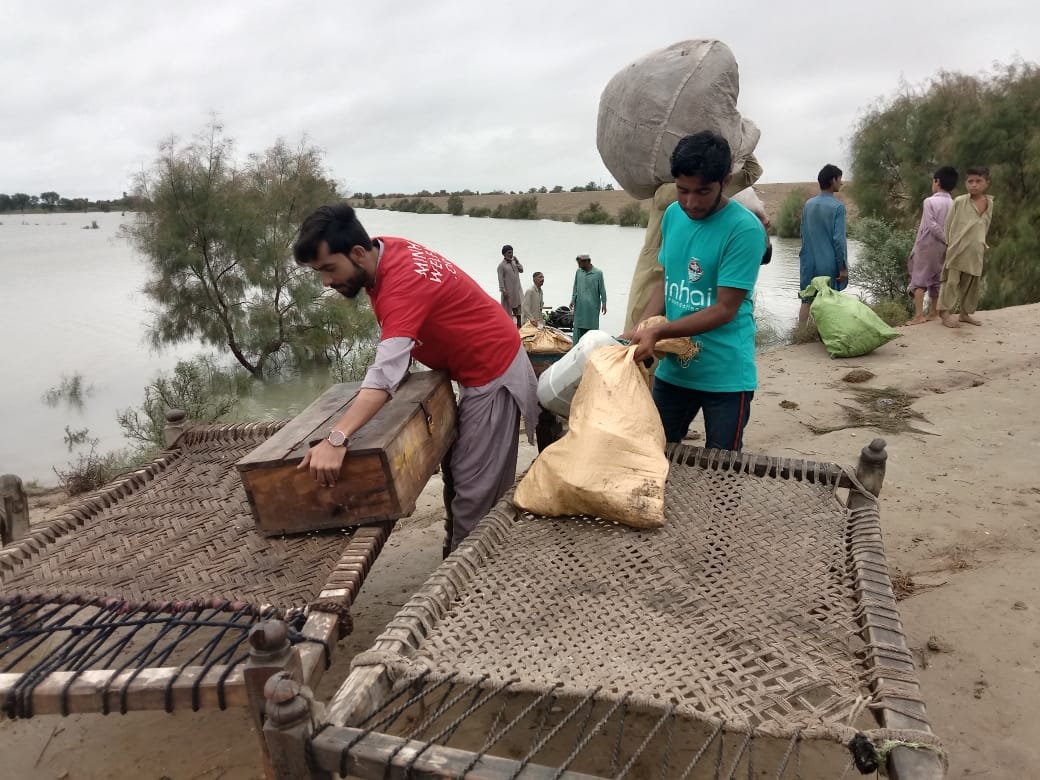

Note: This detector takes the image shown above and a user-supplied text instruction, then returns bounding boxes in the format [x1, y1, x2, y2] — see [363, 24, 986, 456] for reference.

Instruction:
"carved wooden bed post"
[855, 437, 888, 496]
[163, 408, 189, 447]
[245, 621, 305, 780]
[0, 473, 29, 545]
[262, 671, 331, 780]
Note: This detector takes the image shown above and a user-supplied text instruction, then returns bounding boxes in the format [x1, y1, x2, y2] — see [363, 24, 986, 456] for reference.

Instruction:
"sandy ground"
[3, 302, 1039, 778]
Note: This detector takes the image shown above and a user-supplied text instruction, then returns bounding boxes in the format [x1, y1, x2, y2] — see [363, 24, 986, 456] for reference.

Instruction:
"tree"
[848, 62, 1040, 308]
[122, 122, 374, 378]
[0, 194, 11, 212]
[39, 191, 60, 210]
[11, 193, 30, 211]
[446, 193, 464, 215]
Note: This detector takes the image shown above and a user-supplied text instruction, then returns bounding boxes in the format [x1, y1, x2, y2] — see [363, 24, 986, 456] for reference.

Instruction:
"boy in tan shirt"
[938, 166, 994, 328]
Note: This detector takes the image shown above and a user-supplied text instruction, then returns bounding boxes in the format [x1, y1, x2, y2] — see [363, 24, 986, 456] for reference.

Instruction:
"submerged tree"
[848, 62, 1040, 308]
[123, 122, 376, 377]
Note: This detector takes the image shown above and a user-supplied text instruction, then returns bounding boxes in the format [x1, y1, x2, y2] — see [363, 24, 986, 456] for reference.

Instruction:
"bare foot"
[942, 314, 960, 329]
[925, 313, 939, 322]
[959, 314, 982, 326]
[907, 316, 927, 326]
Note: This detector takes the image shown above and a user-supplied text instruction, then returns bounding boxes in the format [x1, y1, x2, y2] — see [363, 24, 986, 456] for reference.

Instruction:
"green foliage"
[775, 189, 809, 238]
[388, 197, 443, 214]
[575, 202, 614, 225]
[491, 196, 538, 220]
[117, 356, 249, 448]
[446, 194, 464, 215]
[467, 206, 492, 218]
[121, 121, 354, 378]
[869, 299, 912, 326]
[617, 202, 649, 228]
[850, 218, 916, 307]
[848, 62, 1040, 308]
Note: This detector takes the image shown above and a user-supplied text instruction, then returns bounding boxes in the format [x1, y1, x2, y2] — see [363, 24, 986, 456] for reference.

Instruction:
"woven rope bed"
[0, 422, 392, 720]
[290, 444, 944, 779]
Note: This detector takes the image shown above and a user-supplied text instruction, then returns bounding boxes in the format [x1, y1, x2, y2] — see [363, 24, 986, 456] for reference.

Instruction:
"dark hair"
[817, 164, 843, 190]
[502, 244, 513, 255]
[965, 166, 990, 180]
[933, 166, 958, 192]
[670, 131, 732, 183]
[293, 203, 372, 264]
[533, 271, 543, 278]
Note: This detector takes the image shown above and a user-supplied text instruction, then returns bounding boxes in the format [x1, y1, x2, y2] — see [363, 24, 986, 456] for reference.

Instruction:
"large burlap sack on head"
[597, 39, 761, 200]
[519, 323, 572, 354]
[514, 345, 668, 529]
[799, 277, 900, 358]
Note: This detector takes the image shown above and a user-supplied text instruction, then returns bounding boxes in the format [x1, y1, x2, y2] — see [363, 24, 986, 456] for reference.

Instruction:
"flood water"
[0, 209, 860, 482]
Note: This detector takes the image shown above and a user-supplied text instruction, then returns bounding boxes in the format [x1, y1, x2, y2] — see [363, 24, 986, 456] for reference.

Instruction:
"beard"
[332, 265, 367, 298]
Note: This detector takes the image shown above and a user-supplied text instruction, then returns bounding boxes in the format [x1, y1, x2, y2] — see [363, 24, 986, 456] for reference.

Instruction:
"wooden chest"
[236, 370, 457, 536]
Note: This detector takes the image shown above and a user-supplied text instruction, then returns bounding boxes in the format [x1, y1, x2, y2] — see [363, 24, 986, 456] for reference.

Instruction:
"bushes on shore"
[575, 202, 614, 225]
[775, 189, 809, 238]
[851, 218, 916, 312]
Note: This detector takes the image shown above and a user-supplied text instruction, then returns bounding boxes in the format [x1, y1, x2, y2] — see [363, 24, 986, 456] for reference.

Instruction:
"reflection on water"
[1, 209, 859, 480]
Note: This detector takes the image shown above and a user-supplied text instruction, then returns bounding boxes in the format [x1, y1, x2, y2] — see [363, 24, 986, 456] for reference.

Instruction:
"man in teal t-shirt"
[626, 131, 765, 450]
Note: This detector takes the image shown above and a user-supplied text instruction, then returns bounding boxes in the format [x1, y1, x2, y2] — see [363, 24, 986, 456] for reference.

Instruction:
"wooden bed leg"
[855, 438, 888, 497]
[263, 672, 332, 780]
[245, 621, 305, 780]
[0, 474, 29, 544]
[163, 408, 190, 447]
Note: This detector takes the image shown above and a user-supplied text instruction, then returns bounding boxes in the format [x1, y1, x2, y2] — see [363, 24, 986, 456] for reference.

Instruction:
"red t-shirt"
[367, 237, 520, 387]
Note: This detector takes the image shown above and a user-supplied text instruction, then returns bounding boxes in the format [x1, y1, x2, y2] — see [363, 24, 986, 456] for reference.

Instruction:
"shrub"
[446, 194, 464, 215]
[870, 299, 912, 326]
[850, 217, 915, 308]
[790, 321, 821, 344]
[117, 356, 246, 448]
[575, 202, 614, 225]
[617, 202, 649, 227]
[389, 197, 443, 214]
[775, 189, 809, 238]
[491, 196, 538, 220]
[467, 206, 492, 218]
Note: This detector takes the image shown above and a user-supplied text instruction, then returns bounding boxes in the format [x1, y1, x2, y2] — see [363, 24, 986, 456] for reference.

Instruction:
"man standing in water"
[498, 244, 524, 327]
[293, 204, 538, 555]
[570, 254, 607, 343]
[798, 164, 848, 327]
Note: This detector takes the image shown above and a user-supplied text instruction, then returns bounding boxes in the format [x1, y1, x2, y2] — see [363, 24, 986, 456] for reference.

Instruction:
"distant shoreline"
[350, 182, 858, 224]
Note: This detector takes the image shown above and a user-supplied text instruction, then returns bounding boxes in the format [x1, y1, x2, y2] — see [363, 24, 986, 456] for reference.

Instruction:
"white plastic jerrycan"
[536, 330, 620, 418]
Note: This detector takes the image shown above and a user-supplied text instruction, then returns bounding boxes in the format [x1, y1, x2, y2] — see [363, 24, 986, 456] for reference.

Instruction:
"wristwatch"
[326, 430, 349, 447]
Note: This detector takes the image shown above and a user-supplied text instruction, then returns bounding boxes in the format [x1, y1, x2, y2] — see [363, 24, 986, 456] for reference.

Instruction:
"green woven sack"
[799, 276, 900, 358]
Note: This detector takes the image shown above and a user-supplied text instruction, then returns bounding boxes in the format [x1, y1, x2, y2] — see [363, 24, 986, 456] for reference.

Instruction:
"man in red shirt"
[293, 203, 538, 554]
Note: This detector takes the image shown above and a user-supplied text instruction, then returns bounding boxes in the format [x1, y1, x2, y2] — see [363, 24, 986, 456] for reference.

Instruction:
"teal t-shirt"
[656, 199, 764, 392]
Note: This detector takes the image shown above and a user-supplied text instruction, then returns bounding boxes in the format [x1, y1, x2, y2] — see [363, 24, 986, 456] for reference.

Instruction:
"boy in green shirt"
[625, 131, 765, 450]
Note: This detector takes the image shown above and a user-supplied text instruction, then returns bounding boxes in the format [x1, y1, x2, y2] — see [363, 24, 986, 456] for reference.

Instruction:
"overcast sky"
[2, 0, 1035, 199]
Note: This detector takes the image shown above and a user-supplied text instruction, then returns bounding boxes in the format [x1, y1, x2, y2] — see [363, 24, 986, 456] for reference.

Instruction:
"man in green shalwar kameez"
[570, 254, 607, 343]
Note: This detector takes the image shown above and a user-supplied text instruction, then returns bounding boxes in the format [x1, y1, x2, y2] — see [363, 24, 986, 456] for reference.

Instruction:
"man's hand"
[298, 440, 347, 488]
[837, 268, 849, 283]
[628, 326, 660, 364]
[601, 305, 607, 315]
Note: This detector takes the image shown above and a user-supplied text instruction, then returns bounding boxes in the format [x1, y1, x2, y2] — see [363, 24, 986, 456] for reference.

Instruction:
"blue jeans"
[652, 378, 753, 450]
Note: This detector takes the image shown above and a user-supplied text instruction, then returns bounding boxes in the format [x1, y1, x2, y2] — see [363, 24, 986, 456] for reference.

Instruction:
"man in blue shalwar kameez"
[798, 164, 848, 326]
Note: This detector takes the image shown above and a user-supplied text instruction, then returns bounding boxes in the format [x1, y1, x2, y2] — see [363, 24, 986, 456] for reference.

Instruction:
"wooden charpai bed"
[0, 422, 393, 776]
[258, 440, 946, 779]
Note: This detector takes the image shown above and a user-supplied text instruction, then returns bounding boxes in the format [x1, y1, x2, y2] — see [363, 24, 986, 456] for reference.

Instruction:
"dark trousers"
[652, 377, 753, 450]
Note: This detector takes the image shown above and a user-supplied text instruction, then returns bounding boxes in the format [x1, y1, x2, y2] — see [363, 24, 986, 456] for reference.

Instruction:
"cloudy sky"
[2, 0, 1035, 199]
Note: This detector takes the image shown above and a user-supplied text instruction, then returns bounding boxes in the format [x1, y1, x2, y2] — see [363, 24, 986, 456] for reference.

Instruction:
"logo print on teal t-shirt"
[687, 258, 703, 282]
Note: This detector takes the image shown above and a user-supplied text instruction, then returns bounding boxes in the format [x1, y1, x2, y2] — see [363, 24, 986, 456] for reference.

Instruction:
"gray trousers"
[441, 348, 535, 555]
